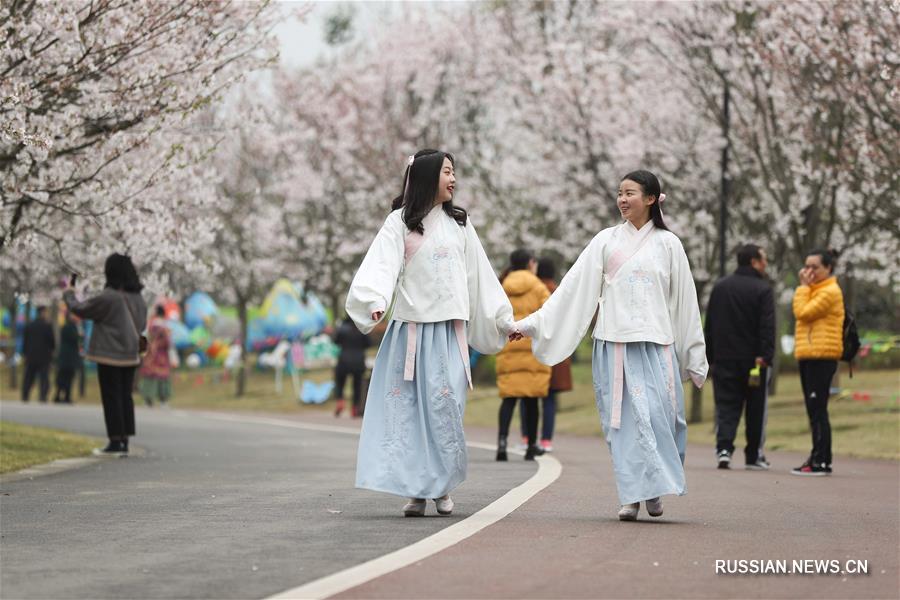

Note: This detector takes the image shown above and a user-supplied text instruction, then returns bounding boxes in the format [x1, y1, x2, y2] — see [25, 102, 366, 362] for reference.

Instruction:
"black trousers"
[499, 397, 539, 446]
[55, 367, 76, 403]
[713, 360, 767, 464]
[96, 364, 137, 440]
[22, 363, 50, 402]
[798, 359, 836, 465]
[334, 364, 364, 411]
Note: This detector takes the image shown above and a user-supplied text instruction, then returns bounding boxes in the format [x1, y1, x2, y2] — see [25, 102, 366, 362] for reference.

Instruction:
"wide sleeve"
[517, 234, 606, 366]
[464, 220, 513, 354]
[64, 289, 113, 322]
[345, 212, 405, 335]
[792, 285, 837, 322]
[668, 241, 708, 387]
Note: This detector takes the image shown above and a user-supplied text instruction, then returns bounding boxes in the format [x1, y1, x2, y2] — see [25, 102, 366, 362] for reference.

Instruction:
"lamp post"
[719, 79, 731, 278]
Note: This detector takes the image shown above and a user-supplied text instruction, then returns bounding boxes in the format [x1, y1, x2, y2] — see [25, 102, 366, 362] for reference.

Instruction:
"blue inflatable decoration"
[184, 292, 218, 330]
[165, 319, 192, 350]
[300, 380, 334, 404]
[246, 280, 329, 351]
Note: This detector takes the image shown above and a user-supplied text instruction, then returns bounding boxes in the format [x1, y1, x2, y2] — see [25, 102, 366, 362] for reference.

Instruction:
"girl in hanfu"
[510, 170, 707, 521]
[346, 149, 514, 517]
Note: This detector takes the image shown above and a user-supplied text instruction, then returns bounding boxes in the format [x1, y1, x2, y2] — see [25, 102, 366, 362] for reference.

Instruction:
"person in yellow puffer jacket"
[791, 248, 844, 477]
[496, 248, 551, 461]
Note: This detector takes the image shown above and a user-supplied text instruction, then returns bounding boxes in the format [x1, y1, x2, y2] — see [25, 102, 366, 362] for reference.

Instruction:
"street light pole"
[692, 77, 732, 425]
[719, 79, 731, 278]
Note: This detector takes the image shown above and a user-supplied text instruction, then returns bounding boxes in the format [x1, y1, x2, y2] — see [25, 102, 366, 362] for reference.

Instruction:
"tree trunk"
[330, 291, 340, 324]
[236, 297, 248, 397]
[689, 384, 703, 423]
[7, 300, 17, 390]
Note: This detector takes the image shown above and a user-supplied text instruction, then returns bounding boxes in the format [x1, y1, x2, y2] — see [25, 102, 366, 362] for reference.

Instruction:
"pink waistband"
[403, 321, 473, 390]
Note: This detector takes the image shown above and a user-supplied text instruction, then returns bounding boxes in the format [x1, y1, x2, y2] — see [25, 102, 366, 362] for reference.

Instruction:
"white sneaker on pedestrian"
[745, 457, 771, 471]
[645, 497, 663, 517]
[618, 502, 639, 521]
[434, 495, 454, 515]
[717, 449, 731, 469]
[402, 498, 426, 517]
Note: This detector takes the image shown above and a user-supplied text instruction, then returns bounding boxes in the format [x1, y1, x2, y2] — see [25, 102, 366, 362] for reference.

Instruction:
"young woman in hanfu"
[511, 170, 707, 521]
[346, 149, 514, 517]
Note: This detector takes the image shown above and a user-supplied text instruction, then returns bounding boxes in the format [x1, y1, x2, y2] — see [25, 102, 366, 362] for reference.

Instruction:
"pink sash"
[402, 321, 472, 390]
[604, 223, 675, 429]
[399, 211, 473, 389]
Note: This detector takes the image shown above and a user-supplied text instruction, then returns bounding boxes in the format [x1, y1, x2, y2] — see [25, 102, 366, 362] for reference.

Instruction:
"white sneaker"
[617, 502, 639, 521]
[434, 495, 454, 515]
[402, 498, 426, 517]
[645, 497, 663, 517]
[745, 457, 771, 471]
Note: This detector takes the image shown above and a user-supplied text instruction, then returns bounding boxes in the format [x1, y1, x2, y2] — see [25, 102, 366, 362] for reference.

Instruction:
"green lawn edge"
[0, 421, 101, 474]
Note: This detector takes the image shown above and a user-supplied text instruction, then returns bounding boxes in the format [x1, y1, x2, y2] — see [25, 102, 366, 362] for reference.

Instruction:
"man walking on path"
[21, 306, 55, 403]
[705, 244, 775, 470]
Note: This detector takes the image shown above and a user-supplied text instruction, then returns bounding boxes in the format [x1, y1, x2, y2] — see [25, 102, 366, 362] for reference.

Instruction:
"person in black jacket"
[332, 317, 371, 417]
[54, 312, 82, 404]
[21, 306, 55, 403]
[705, 244, 775, 470]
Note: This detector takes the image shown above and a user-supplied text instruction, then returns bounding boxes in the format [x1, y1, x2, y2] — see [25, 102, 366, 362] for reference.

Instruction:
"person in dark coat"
[332, 317, 371, 417]
[54, 312, 82, 404]
[21, 306, 55, 403]
[705, 244, 775, 470]
[64, 254, 147, 456]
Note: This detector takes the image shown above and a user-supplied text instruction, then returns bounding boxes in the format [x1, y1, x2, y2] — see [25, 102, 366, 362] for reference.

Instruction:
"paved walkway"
[1, 401, 897, 599]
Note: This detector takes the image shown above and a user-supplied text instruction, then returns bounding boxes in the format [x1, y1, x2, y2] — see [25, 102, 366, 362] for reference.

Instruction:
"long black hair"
[621, 169, 669, 231]
[390, 149, 467, 233]
[104, 253, 143, 292]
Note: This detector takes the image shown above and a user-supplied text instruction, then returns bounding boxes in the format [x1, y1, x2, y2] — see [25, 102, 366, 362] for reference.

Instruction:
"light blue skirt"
[356, 320, 468, 499]
[593, 340, 687, 505]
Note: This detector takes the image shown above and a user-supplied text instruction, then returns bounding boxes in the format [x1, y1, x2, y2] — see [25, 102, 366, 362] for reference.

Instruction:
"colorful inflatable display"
[246, 280, 329, 351]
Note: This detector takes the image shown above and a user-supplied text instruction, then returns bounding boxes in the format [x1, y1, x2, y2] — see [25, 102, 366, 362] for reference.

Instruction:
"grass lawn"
[0, 421, 102, 474]
[2, 357, 897, 461]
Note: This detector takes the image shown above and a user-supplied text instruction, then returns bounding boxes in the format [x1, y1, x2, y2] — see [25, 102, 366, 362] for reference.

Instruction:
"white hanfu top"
[518, 221, 708, 387]
[346, 205, 513, 355]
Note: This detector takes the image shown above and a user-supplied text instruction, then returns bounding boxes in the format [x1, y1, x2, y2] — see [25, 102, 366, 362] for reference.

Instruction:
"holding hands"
[507, 320, 530, 342]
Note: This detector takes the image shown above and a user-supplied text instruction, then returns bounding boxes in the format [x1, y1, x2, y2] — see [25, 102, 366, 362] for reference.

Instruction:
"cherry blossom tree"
[1, 0, 280, 284]
[658, 0, 900, 287]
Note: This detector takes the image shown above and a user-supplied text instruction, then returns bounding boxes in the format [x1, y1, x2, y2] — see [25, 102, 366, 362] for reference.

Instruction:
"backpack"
[841, 310, 861, 376]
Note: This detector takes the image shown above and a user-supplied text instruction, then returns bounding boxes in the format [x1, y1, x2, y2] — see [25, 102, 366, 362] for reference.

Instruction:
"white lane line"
[269, 457, 561, 600]
[197, 412, 562, 600]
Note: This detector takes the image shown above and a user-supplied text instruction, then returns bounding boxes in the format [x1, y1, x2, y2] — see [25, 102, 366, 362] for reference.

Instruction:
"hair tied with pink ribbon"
[658, 193, 666, 204]
[407, 155, 415, 166]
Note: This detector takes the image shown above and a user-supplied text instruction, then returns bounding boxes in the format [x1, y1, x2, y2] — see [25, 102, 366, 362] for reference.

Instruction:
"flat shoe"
[617, 502, 639, 521]
[434, 495, 454, 515]
[645, 497, 663, 517]
[402, 499, 426, 517]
